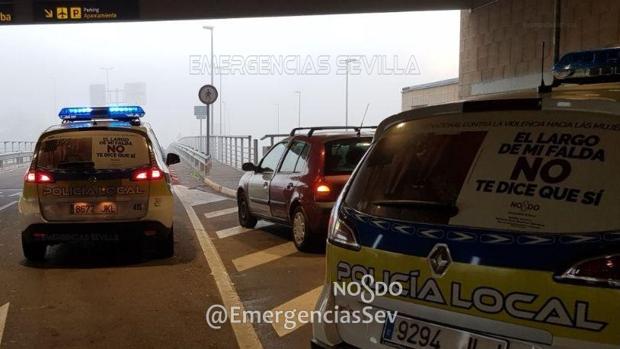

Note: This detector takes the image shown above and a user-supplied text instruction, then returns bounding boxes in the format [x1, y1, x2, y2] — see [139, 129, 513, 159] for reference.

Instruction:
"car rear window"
[345, 110, 619, 233]
[36, 130, 151, 170]
[324, 138, 372, 175]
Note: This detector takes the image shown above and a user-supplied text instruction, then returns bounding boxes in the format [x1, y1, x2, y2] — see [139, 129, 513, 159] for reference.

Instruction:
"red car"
[237, 127, 374, 251]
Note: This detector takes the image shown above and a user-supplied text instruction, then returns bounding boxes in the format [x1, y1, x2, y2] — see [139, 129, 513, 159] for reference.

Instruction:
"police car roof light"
[549, 47, 620, 89]
[58, 106, 145, 121]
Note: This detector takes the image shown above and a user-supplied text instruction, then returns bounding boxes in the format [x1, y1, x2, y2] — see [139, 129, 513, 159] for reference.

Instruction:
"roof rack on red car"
[290, 126, 376, 137]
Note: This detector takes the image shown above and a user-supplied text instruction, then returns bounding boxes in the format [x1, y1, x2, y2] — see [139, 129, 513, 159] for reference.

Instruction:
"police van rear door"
[34, 129, 152, 222]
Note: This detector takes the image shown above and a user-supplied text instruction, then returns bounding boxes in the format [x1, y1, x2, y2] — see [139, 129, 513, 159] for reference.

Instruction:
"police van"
[313, 50, 620, 348]
[19, 106, 180, 261]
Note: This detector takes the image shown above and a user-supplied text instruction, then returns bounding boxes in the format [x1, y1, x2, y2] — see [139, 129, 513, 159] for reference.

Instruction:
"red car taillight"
[24, 170, 55, 184]
[556, 255, 620, 288]
[131, 167, 164, 181]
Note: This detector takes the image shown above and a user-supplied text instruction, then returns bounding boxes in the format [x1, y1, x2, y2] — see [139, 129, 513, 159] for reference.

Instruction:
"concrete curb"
[203, 176, 237, 198]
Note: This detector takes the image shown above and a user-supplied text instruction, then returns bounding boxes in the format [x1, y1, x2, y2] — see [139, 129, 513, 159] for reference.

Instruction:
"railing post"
[234, 138, 238, 168]
[253, 139, 259, 164]
[240, 138, 245, 166]
[228, 137, 232, 167]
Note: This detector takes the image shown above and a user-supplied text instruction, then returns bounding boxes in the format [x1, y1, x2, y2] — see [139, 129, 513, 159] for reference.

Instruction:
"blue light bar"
[59, 106, 145, 120]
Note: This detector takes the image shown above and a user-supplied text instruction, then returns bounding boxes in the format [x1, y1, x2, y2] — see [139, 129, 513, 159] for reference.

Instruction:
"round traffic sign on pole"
[198, 84, 218, 105]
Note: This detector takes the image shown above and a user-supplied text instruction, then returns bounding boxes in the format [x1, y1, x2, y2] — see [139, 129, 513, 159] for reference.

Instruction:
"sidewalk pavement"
[203, 159, 244, 198]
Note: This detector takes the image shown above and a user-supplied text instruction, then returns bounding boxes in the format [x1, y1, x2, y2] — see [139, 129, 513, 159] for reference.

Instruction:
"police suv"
[313, 49, 620, 349]
[19, 106, 180, 261]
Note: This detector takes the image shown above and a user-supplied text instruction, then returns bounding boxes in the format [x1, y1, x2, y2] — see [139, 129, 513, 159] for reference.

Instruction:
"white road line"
[271, 286, 323, 337]
[215, 221, 272, 239]
[8, 192, 20, 197]
[0, 201, 17, 213]
[0, 303, 9, 347]
[205, 207, 238, 219]
[175, 186, 263, 349]
[232, 242, 298, 272]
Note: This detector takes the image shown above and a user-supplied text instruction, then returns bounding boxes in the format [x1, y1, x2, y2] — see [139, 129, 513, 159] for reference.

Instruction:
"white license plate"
[383, 315, 508, 349]
[71, 202, 117, 215]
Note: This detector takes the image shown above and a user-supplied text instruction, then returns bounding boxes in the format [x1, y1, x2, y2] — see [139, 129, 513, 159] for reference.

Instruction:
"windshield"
[36, 130, 150, 171]
[324, 138, 372, 175]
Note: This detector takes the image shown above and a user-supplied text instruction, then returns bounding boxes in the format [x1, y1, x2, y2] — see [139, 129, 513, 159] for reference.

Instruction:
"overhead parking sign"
[0, 2, 14, 24]
[34, 0, 139, 22]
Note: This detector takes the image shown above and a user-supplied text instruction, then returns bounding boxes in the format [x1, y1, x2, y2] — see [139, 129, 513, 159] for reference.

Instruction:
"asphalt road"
[0, 163, 325, 349]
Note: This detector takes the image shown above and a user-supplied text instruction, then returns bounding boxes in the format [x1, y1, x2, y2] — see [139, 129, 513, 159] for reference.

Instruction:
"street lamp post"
[219, 67, 223, 136]
[344, 58, 358, 127]
[294, 91, 302, 127]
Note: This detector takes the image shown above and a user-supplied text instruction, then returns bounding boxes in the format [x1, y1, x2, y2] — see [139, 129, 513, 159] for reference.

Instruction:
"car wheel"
[22, 241, 47, 262]
[238, 193, 257, 228]
[155, 228, 174, 258]
[292, 206, 315, 252]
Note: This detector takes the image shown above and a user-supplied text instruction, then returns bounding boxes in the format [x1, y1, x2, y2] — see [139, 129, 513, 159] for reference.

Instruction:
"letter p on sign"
[70, 7, 82, 19]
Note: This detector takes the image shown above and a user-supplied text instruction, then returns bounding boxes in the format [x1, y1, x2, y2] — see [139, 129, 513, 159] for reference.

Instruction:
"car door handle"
[286, 183, 294, 190]
[263, 182, 269, 189]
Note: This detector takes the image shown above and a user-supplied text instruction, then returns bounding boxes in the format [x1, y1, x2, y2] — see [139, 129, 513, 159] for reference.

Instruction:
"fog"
[0, 11, 459, 146]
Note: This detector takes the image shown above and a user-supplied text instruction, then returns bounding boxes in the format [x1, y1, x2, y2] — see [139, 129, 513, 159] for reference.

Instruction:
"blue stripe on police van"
[447, 231, 476, 242]
[342, 207, 620, 273]
[605, 232, 620, 242]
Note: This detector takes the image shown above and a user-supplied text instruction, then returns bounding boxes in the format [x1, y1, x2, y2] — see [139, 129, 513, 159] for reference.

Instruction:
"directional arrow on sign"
[44, 9, 53, 18]
[0, 303, 9, 346]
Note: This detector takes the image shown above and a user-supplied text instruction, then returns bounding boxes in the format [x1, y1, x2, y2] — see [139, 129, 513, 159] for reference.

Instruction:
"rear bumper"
[305, 202, 335, 236]
[311, 339, 358, 349]
[22, 221, 171, 244]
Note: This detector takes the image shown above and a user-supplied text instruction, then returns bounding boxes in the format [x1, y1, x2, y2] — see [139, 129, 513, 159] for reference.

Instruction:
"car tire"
[238, 193, 257, 228]
[155, 228, 174, 258]
[22, 241, 46, 262]
[292, 206, 316, 252]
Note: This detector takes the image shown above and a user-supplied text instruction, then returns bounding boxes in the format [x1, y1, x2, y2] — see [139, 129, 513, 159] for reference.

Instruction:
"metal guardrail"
[177, 136, 260, 170]
[172, 143, 212, 176]
[0, 151, 33, 169]
[1, 141, 36, 153]
[260, 134, 289, 147]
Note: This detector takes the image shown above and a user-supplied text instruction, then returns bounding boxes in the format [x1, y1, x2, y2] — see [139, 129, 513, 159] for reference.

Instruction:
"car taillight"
[24, 170, 55, 184]
[132, 167, 164, 181]
[314, 181, 336, 202]
[556, 255, 620, 288]
[327, 215, 360, 251]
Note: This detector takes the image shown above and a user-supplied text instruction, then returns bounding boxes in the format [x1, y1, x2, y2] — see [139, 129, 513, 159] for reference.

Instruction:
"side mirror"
[166, 153, 181, 166]
[242, 162, 257, 172]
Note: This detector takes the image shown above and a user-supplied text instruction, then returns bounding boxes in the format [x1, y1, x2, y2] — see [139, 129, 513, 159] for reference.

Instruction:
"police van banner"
[417, 111, 618, 233]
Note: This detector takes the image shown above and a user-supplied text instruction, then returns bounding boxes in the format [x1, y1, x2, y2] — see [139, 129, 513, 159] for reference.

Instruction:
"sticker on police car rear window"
[347, 111, 620, 233]
[438, 112, 619, 233]
[38, 131, 150, 170]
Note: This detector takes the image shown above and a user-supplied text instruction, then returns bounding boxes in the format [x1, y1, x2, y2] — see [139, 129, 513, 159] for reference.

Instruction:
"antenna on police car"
[537, 42, 553, 93]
